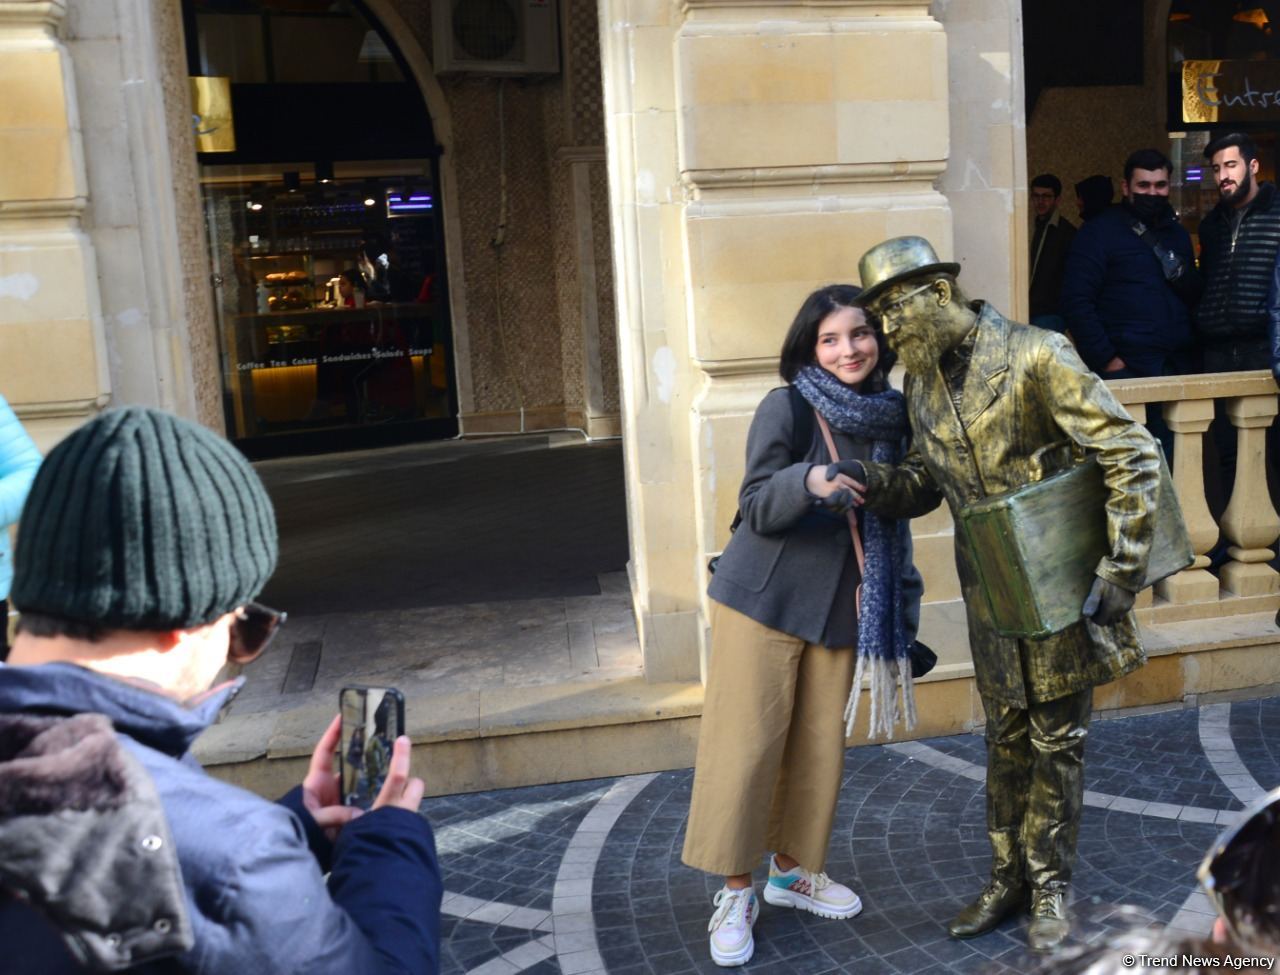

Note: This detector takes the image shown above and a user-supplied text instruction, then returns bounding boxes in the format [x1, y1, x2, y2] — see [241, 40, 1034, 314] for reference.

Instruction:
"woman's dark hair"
[778, 284, 895, 393]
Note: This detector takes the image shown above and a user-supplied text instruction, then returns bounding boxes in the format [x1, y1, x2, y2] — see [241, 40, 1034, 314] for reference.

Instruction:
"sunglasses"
[228, 602, 287, 664]
[1197, 785, 1280, 954]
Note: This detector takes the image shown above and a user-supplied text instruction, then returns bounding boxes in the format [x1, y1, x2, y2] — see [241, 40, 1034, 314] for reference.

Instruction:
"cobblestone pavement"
[424, 697, 1279, 975]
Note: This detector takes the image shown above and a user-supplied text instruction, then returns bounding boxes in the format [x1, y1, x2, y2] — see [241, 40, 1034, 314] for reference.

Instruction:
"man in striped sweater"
[1198, 132, 1280, 514]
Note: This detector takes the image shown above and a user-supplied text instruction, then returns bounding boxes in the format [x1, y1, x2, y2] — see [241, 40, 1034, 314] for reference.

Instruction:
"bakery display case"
[202, 171, 454, 450]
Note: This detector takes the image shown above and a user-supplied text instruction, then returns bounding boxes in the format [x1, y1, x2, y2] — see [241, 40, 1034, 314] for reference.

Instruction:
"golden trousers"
[682, 602, 855, 876]
[983, 688, 1093, 890]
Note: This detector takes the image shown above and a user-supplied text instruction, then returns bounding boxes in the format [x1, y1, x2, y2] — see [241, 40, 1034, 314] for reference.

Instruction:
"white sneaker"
[762, 855, 863, 920]
[707, 885, 758, 967]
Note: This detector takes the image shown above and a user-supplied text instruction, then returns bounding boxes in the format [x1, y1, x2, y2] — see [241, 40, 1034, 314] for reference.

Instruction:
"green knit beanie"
[12, 407, 278, 630]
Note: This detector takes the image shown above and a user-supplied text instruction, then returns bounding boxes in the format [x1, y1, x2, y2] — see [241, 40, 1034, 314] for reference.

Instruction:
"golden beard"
[891, 329, 947, 375]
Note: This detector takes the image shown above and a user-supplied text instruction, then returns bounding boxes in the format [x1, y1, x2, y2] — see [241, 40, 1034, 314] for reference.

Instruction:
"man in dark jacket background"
[1197, 131, 1280, 530]
[1028, 173, 1075, 334]
[1198, 132, 1280, 374]
[0, 407, 442, 974]
[1060, 148, 1201, 455]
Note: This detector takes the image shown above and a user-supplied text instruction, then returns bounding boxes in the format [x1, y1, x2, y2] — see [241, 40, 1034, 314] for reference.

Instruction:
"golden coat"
[863, 303, 1162, 708]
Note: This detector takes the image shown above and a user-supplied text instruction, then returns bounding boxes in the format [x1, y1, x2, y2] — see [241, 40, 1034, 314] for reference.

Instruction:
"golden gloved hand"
[1082, 576, 1135, 626]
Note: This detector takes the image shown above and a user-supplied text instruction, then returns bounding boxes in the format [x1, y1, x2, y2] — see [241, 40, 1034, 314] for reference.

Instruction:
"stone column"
[1219, 394, 1280, 597]
[601, 1, 955, 681]
[1157, 399, 1219, 604]
[0, 0, 110, 448]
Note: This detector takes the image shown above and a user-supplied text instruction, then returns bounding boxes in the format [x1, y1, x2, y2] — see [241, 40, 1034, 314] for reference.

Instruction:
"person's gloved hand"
[1082, 576, 1135, 625]
[804, 460, 865, 511]
[818, 488, 856, 515]
[824, 459, 866, 485]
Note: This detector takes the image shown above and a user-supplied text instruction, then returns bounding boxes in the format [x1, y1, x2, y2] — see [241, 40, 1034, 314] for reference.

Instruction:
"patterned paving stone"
[428, 779, 613, 910]
[428, 698, 1278, 975]
[1230, 697, 1280, 796]
[922, 708, 1244, 811]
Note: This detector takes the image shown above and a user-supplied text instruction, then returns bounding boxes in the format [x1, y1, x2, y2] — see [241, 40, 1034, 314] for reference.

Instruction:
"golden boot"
[1027, 883, 1070, 951]
[949, 709, 1030, 939]
[1022, 691, 1091, 951]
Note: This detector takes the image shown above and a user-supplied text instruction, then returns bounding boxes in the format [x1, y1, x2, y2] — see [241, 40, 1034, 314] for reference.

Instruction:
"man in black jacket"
[1029, 174, 1075, 334]
[1060, 149, 1201, 456]
[1199, 132, 1280, 373]
[0, 407, 442, 974]
[1198, 132, 1280, 525]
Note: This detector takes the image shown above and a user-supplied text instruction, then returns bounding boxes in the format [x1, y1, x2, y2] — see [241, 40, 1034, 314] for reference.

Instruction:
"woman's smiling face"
[815, 306, 879, 389]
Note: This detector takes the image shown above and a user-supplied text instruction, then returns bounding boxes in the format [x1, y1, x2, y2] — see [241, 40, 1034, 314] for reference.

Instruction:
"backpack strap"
[787, 384, 815, 462]
[723, 386, 816, 539]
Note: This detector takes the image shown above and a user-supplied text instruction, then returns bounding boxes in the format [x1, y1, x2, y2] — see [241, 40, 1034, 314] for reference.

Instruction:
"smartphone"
[338, 686, 406, 809]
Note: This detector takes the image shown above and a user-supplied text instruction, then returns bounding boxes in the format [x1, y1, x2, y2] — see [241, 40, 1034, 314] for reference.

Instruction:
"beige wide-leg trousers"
[682, 601, 856, 876]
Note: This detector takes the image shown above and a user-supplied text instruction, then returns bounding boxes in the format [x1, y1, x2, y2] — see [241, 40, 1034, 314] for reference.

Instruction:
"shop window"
[186, 0, 454, 454]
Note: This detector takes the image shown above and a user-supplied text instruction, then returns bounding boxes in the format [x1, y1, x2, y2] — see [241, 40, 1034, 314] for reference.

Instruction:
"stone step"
[197, 608, 1280, 799]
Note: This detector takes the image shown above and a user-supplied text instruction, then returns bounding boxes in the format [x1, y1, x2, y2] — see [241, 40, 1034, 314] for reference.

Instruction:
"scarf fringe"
[844, 655, 919, 741]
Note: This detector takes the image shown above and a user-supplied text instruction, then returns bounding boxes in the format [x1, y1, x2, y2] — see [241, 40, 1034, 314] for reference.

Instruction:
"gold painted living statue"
[847, 237, 1163, 951]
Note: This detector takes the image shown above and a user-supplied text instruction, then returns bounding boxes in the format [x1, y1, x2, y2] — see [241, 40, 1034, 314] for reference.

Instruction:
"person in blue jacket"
[0, 393, 40, 661]
[0, 406, 441, 974]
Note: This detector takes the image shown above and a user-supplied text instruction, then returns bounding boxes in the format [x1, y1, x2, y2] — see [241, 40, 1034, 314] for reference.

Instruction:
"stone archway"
[361, 0, 476, 417]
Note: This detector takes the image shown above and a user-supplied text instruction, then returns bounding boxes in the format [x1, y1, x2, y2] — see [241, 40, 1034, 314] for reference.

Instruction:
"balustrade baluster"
[1126, 403, 1154, 610]
[1155, 399, 1219, 604]
[1219, 394, 1280, 597]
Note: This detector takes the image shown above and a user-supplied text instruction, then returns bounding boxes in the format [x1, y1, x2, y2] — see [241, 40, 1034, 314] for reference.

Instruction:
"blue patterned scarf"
[792, 365, 917, 738]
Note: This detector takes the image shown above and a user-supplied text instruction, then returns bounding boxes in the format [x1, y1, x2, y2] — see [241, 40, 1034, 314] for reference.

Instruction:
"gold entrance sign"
[190, 76, 235, 153]
[1182, 59, 1280, 125]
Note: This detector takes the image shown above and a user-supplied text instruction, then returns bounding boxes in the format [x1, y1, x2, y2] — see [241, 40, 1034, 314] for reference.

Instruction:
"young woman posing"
[682, 284, 924, 967]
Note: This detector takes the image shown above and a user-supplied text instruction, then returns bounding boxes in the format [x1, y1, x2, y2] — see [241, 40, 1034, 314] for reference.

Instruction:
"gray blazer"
[708, 387, 923, 648]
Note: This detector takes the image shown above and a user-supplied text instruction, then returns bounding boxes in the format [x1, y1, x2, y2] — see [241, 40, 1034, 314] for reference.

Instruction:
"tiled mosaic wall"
[391, 0, 617, 425]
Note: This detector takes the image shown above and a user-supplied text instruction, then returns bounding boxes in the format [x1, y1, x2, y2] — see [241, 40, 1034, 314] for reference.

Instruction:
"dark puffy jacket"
[0, 663, 441, 974]
[1198, 182, 1280, 342]
[1060, 203, 1198, 376]
[1029, 212, 1076, 318]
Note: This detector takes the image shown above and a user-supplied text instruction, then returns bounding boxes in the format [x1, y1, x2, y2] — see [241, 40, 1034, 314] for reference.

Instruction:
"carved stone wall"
[154, 0, 222, 431]
[0, 0, 110, 450]
[386, 0, 619, 434]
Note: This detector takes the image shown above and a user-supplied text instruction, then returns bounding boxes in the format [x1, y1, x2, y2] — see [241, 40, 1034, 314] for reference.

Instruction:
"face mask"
[1128, 193, 1172, 224]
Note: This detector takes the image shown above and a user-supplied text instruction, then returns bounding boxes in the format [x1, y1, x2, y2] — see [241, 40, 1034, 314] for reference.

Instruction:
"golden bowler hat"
[855, 236, 961, 307]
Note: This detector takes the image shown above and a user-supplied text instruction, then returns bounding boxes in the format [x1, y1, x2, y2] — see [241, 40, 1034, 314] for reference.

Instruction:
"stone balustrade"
[1108, 370, 1280, 626]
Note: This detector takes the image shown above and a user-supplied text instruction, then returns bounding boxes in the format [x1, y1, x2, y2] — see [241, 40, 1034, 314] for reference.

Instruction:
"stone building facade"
[0, 0, 1122, 683]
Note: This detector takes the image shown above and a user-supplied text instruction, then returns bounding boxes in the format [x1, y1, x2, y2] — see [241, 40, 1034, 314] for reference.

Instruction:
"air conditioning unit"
[432, 0, 560, 76]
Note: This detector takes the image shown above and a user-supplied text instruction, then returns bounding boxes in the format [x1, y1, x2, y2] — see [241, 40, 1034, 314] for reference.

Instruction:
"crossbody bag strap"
[814, 411, 866, 615]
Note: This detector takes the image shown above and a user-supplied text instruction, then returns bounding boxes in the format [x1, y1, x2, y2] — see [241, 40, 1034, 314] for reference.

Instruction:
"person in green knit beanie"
[0, 406, 442, 974]
[11, 405, 276, 636]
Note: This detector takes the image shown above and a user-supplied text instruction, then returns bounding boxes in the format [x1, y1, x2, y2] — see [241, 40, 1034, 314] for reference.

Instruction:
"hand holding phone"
[301, 715, 360, 840]
[369, 734, 425, 813]
[339, 686, 413, 810]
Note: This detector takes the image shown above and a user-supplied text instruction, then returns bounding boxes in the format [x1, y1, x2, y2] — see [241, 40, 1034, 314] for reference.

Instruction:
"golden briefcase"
[956, 442, 1194, 639]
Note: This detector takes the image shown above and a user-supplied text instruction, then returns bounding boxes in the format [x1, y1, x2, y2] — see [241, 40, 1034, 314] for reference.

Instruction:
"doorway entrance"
[184, 0, 457, 457]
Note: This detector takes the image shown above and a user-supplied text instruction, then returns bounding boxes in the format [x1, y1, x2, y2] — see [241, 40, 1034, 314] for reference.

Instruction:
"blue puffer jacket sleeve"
[0, 395, 41, 600]
[275, 789, 442, 975]
[330, 808, 443, 975]
[202, 799, 441, 974]
[1060, 219, 1118, 371]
